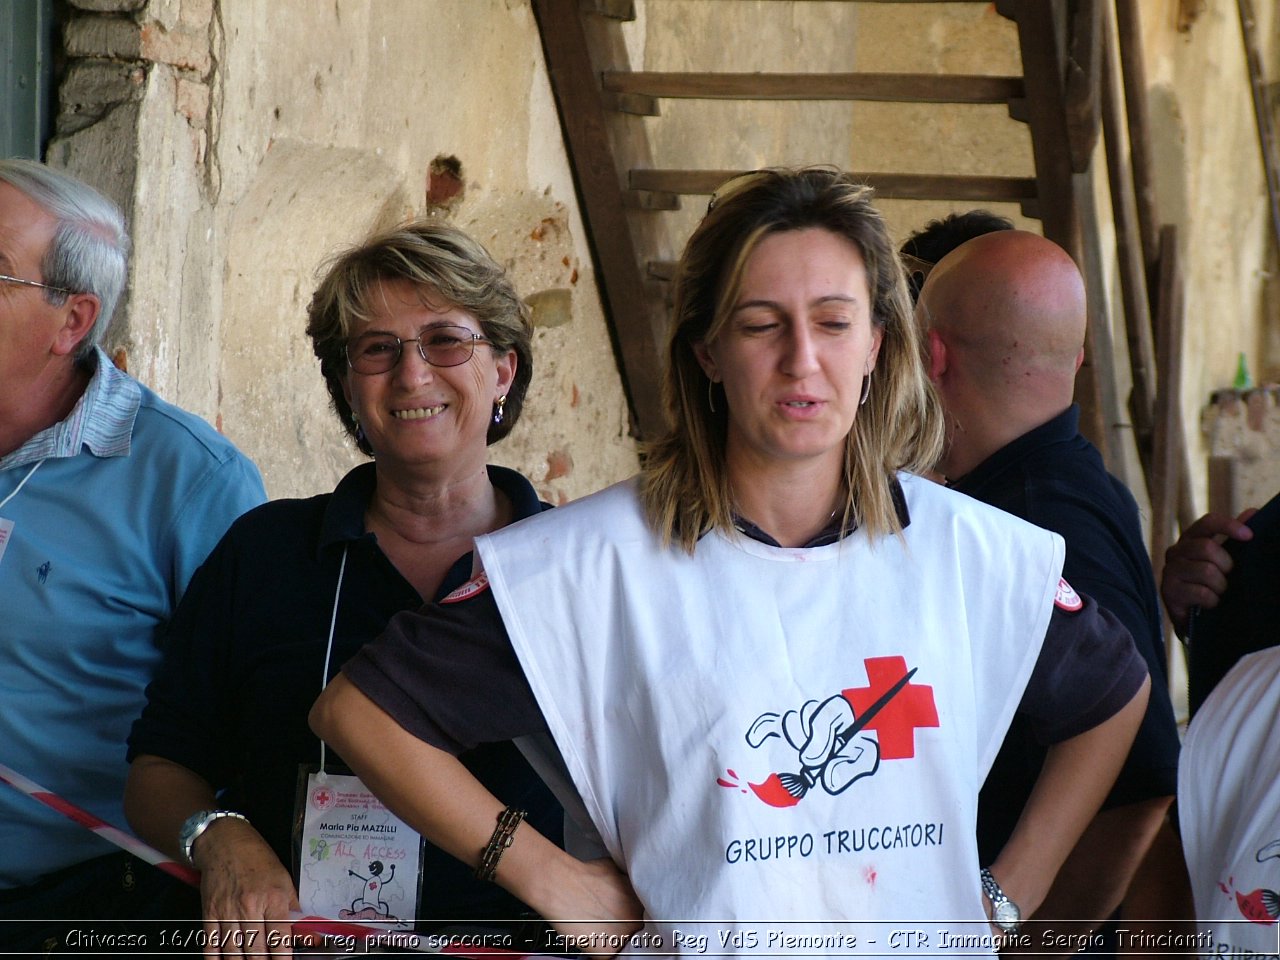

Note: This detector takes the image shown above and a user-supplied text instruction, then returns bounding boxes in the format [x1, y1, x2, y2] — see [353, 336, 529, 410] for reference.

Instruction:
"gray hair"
[0, 159, 130, 359]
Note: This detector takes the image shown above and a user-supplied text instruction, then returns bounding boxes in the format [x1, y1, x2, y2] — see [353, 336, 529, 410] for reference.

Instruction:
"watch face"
[178, 813, 203, 847]
[993, 899, 1021, 929]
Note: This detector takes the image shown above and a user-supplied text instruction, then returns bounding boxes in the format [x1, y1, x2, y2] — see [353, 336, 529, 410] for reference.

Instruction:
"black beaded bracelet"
[475, 806, 526, 881]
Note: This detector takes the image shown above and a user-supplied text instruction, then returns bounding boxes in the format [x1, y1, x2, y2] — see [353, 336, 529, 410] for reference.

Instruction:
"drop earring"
[707, 379, 718, 414]
[860, 367, 872, 407]
[351, 410, 367, 445]
[493, 394, 508, 425]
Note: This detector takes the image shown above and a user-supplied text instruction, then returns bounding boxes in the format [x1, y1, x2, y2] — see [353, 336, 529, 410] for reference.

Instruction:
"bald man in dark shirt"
[918, 231, 1181, 952]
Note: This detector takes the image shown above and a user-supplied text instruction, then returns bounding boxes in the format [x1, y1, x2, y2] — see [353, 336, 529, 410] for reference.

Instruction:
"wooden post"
[532, 0, 665, 438]
[1101, 9, 1157, 470]
[1011, 2, 1114, 460]
[1238, 0, 1280, 254]
[1150, 226, 1184, 592]
[1114, 0, 1161, 284]
[1110, 1, 1199, 531]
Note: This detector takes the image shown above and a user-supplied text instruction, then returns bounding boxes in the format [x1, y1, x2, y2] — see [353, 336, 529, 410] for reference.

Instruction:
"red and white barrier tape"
[0, 761, 535, 955]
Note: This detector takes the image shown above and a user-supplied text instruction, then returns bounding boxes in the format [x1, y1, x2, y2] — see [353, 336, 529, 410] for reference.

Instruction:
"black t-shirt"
[1188, 488, 1280, 714]
[349, 576, 1144, 760]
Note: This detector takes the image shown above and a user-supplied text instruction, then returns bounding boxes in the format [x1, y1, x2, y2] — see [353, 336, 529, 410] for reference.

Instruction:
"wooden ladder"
[534, 0, 1192, 558]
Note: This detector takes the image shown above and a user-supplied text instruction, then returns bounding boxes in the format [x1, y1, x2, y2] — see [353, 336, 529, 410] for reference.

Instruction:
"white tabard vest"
[1180, 647, 1280, 960]
[476, 474, 1064, 957]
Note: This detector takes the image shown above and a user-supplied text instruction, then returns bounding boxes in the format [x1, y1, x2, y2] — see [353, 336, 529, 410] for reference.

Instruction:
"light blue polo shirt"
[0, 348, 266, 887]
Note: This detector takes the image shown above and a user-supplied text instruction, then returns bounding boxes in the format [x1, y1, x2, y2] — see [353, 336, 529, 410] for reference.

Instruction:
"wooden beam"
[648, 261, 677, 282]
[580, 0, 634, 20]
[1114, 0, 1161, 280]
[533, 0, 665, 438]
[1110, 3, 1197, 529]
[1150, 225, 1184, 595]
[1011, 2, 1106, 453]
[1238, 0, 1280, 255]
[625, 190, 680, 211]
[1078, 168, 1128, 474]
[629, 168, 1038, 203]
[1063, 0, 1103, 173]
[1207, 455, 1239, 517]
[601, 71, 1024, 104]
[1101, 10, 1157, 461]
[1009, 2, 1082, 257]
[602, 91, 660, 116]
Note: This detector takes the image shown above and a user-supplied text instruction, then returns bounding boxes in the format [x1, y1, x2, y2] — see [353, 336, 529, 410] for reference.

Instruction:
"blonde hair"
[640, 167, 944, 552]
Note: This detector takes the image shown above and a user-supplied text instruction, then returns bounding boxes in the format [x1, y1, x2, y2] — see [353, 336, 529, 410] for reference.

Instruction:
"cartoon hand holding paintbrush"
[741, 668, 919, 807]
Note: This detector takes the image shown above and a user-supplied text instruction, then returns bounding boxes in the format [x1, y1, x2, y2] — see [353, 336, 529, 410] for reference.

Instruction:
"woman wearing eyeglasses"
[124, 222, 562, 952]
[311, 169, 1150, 954]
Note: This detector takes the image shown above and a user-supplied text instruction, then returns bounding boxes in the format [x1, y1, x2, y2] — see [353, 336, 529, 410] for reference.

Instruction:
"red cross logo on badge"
[311, 786, 334, 811]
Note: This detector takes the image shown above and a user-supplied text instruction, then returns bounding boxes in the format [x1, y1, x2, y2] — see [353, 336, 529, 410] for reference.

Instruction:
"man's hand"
[1161, 510, 1255, 637]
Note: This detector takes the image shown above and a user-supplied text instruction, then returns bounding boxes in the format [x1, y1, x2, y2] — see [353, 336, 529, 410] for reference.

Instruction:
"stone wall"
[49, 0, 639, 502]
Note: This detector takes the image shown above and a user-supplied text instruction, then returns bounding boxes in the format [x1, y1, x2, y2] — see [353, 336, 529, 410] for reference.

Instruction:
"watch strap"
[179, 809, 249, 866]
[979, 866, 1022, 932]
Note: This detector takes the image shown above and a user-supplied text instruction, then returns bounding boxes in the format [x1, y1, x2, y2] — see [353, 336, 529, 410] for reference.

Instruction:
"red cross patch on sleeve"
[1054, 577, 1083, 612]
[442, 571, 489, 604]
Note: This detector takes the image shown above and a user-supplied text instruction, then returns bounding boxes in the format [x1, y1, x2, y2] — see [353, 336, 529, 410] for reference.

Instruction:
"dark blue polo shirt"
[949, 405, 1179, 864]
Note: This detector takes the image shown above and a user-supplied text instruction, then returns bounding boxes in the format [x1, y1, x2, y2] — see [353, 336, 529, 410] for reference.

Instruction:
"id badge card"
[294, 765, 423, 929]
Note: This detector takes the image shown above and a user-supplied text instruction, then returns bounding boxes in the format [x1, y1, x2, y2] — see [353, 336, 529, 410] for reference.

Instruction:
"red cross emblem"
[842, 655, 939, 759]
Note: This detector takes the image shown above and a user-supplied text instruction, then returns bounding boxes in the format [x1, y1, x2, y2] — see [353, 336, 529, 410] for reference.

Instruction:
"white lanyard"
[0, 459, 45, 512]
[296, 541, 422, 928]
[317, 545, 349, 775]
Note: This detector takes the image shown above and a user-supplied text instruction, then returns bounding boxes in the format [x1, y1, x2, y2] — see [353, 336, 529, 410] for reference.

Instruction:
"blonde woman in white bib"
[313, 168, 1150, 957]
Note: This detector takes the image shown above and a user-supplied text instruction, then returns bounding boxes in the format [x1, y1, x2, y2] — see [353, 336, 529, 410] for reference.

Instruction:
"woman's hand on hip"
[540, 856, 644, 958]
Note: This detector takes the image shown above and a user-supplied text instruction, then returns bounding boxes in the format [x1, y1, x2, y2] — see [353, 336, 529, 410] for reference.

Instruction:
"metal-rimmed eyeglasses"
[0, 272, 70, 294]
[345, 324, 492, 375]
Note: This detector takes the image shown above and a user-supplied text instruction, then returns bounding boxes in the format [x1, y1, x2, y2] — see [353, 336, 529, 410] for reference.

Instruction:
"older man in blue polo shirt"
[0, 159, 265, 947]
[917, 230, 1181, 953]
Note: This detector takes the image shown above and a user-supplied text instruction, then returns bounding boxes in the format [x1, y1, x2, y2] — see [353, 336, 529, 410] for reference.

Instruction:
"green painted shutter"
[1, 0, 56, 160]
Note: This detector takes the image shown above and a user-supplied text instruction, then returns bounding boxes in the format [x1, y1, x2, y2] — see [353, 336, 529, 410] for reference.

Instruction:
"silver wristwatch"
[178, 809, 249, 866]
[979, 867, 1022, 934]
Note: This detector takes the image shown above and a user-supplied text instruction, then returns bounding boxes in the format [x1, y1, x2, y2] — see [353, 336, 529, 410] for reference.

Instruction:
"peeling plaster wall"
[1136, 0, 1276, 511]
[52, 0, 639, 501]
